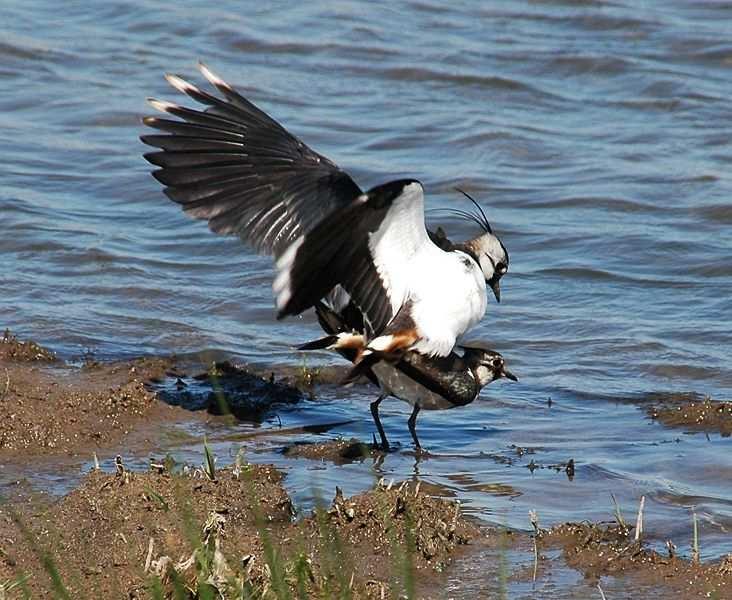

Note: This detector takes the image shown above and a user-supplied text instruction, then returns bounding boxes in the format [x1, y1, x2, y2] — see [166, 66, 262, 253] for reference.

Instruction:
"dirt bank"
[0, 331, 193, 458]
[0, 464, 477, 599]
[2, 332, 732, 598]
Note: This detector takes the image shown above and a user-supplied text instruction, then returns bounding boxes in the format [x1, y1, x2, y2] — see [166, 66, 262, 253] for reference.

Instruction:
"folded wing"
[274, 180, 432, 337]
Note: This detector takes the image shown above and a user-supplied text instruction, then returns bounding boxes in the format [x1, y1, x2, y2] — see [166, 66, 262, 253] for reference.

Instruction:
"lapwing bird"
[301, 302, 517, 451]
[141, 63, 509, 365]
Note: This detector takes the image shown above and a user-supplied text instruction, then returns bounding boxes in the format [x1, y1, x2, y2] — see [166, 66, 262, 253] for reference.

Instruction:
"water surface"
[2, 0, 731, 580]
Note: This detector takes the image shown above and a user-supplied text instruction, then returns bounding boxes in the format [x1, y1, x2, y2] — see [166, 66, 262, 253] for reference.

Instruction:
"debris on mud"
[539, 520, 732, 597]
[0, 464, 477, 599]
[318, 479, 478, 575]
[0, 329, 57, 362]
[648, 395, 732, 436]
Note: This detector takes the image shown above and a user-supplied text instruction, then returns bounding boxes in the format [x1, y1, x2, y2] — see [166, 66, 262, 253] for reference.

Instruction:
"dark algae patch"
[282, 437, 377, 463]
[156, 360, 303, 421]
[0, 466, 478, 599]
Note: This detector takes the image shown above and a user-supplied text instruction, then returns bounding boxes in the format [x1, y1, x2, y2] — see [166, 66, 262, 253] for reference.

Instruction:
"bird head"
[462, 347, 517, 387]
[468, 232, 509, 303]
[437, 189, 509, 303]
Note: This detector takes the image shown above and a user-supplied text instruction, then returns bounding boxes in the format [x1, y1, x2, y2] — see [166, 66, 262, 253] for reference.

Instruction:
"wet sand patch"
[0, 349, 189, 457]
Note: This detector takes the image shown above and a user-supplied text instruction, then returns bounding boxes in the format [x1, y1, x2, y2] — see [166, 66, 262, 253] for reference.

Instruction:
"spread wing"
[274, 180, 434, 336]
[141, 62, 362, 256]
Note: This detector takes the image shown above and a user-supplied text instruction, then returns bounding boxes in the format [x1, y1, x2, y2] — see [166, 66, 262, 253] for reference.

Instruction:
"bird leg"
[408, 404, 422, 451]
[370, 394, 389, 451]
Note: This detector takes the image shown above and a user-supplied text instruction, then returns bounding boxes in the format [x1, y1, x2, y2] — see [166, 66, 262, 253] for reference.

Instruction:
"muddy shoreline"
[1, 332, 731, 598]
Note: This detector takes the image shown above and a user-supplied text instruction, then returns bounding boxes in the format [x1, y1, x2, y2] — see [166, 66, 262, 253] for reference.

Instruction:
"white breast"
[408, 249, 487, 356]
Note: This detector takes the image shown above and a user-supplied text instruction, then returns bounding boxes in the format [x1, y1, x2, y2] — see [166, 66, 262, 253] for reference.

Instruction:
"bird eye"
[491, 358, 502, 368]
[496, 262, 507, 275]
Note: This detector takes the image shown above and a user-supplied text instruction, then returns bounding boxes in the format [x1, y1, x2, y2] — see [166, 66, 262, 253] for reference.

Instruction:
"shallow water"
[2, 0, 731, 580]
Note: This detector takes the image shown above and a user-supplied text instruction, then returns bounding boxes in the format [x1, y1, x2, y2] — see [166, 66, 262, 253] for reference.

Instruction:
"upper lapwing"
[141, 63, 510, 365]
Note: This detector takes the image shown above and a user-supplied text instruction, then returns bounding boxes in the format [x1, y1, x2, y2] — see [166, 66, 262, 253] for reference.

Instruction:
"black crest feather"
[427, 188, 493, 234]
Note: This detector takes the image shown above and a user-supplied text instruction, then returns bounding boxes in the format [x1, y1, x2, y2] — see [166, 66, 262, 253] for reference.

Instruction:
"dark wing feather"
[141, 64, 362, 256]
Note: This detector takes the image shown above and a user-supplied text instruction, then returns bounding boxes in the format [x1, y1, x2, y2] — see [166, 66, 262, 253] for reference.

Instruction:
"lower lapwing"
[300, 302, 517, 451]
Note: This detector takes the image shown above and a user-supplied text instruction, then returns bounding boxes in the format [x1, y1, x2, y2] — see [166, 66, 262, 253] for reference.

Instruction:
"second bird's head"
[462, 347, 518, 387]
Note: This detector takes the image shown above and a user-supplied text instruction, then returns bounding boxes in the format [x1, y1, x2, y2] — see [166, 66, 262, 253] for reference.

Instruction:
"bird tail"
[297, 331, 366, 352]
[297, 335, 339, 350]
[313, 300, 346, 335]
[341, 349, 386, 384]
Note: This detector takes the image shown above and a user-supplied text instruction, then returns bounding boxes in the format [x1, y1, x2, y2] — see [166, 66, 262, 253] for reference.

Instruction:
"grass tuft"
[203, 436, 217, 481]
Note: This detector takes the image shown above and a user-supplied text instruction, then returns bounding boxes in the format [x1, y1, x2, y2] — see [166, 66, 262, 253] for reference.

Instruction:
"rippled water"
[2, 0, 732, 577]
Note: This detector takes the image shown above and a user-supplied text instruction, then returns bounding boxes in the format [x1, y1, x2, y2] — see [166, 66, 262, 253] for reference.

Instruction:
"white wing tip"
[164, 73, 198, 95]
[198, 61, 229, 90]
[146, 98, 178, 113]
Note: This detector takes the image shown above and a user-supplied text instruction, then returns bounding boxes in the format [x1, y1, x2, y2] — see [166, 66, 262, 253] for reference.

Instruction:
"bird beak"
[501, 367, 518, 382]
[490, 279, 501, 303]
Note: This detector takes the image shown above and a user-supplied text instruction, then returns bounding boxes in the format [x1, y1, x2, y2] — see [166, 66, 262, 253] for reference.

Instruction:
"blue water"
[2, 0, 731, 580]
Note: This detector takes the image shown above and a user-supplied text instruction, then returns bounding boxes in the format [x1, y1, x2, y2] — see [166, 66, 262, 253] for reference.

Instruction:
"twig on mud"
[692, 510, 700, 565]
[144, 537, 154, 573]
[597, 583, 607, 600]
[634, 495, 645, 542]
[529, 510, 539, 582]
[0, 368, 9, 401]
[610, 493, 627, 529]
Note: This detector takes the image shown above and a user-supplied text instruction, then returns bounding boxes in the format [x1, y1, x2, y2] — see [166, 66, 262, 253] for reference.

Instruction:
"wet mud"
[648, 394, 732, 436]
[539, 521, 732, 598]
[282, 438, 378, 463]
[155, 360, 304, 422]
[0, 334, 189, 457]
